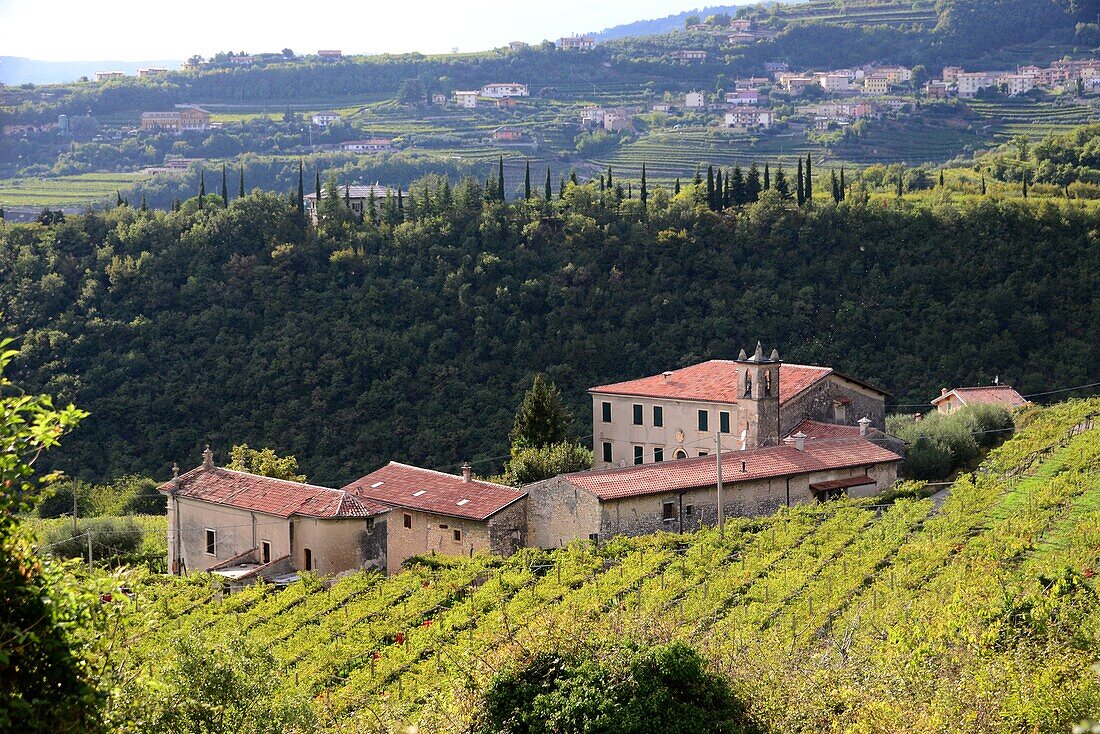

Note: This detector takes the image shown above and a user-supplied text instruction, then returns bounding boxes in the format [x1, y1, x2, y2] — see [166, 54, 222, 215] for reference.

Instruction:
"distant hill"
[589, 3, 789, 41]
[0, 57, 181, 85]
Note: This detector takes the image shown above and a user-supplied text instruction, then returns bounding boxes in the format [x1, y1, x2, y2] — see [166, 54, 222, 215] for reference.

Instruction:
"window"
[204, 529, 216, 556]
[744, 373, 752, 397]
[601, 401, 612, 423]
[653, 405, 663, 427]
[764, 371, 773, 396]
[304, 548, 313, 571]
[662, 501, 677, 520]
[261, 540, 271, 565]
[685, 505, 694, 517]
[633, 446, 644, 465]
[632, 404, 643, 425]
[833, 400, 847, 423]
[698, 410, 709, 432]
[453, 529, 462, 542]
[403, 513, 412, 529]
[602, 441, 612, 463]
[720, 411, 731, 434]
[654, 447, 664, 462]
[698, 451, 709, 457]
[674, 448, 688, 460]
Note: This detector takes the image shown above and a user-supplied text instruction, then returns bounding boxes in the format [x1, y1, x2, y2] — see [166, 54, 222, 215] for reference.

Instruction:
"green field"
[100, 399, 1100, 732]
[0, 172, 152, 207]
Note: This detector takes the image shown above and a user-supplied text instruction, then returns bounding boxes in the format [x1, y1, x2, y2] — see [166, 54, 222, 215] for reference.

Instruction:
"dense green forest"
[1, 169, 1096, 484]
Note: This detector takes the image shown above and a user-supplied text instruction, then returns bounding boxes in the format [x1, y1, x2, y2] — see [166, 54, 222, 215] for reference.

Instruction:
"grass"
[0, 172, 152, 207]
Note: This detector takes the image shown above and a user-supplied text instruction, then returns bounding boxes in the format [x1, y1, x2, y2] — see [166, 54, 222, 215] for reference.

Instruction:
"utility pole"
[716, 432, 724, 539]
[71, 478, 78, 533]
[87, 530, 93, 571]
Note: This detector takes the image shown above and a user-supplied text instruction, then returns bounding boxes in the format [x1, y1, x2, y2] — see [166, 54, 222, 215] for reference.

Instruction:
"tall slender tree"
[839, 167, 846, 200]
[775, 166, 790, 199]
[569, 169, 578, 185]
[198, 169, 205, 209]
[397, 187, 404, 219]
[238, 167, 245, 199]
[497, 156, 505, 201]
[674, 177, 680, 195]
[220, 164, 228, 206]
[607, 167, 613, 190]
[746, 163, 762, 202]
[558, 175, 565, 200]
[831, 170, 840, 203]
[730, 165, 745, 205]
[640, 163, 648, 209]
[706, 166, 715, 210]
[545, 167, 552, 200]
[897, 174, 904, 198]
[1022, 171, 1029, 198]
[314, 169, 320, 206]
[939, 170, 945, 187]
[796, 158, 805, 206]
[804, 154, 813, 204]
[140, 193, 147, 211]
[367, 189, 377, 223]
[524, 159, 531, 199]
[714, 168, 723, 209]
[981, 175, 987, 195]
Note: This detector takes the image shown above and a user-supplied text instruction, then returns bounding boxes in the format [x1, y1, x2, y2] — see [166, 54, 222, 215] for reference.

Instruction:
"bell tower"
[735, 343, 781, 448]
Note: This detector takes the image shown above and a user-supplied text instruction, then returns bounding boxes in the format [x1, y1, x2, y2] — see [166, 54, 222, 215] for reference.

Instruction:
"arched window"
[744, 373, 752, 398]
[674, 448, 688, 460]
[764, 370, 772, 397]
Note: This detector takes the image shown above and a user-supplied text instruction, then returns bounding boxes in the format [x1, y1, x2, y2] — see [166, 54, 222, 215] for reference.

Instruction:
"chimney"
[858, 417, 872, 437]
[462, 462, 472, 483]
[662, 370, 673, 380]
[941, 387, 948, 396]
[171, 462, 180, 489]
[202, 445, 214, 470]
[740, 460, 746, 473]
[792, 432, 806, 451]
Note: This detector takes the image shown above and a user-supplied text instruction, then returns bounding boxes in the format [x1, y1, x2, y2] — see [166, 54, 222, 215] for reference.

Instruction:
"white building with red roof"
[343, 462, 527, 574]
[931, 385, 1028, 414]
[589, 344, 889, 470]
[160, 447, 390, 580]
[526, 430, 901, 546]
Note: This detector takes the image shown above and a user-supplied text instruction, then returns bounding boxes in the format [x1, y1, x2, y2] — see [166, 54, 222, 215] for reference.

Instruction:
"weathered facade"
[525, 437, 901, 547]
[590, 344, 889, 470]
[342, 462, 527, 574]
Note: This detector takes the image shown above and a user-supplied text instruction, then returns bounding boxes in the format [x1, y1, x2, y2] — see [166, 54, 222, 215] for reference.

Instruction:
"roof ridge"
[213, 466, 342, 494]
[386, 461, 517, 491]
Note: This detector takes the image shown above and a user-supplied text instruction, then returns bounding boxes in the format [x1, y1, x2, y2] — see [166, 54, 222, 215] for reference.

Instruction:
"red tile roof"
[788, 419, 861, 442]
[343, 462, 526, 522]
[159, 467, 389, 519]
[559, 439, 901, 501]
[809, 475, 875, 492]
[590, 361, 836, 405]
[932, 386, 1028, 409]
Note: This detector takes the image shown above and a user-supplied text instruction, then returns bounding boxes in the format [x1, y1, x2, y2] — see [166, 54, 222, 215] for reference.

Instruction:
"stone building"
[525, 429, 901, 547]
[342, 462, 527, 574]
[589, 344, 888, 470]
[160, 448, 390, 582]
[931, 385, 1028, 414]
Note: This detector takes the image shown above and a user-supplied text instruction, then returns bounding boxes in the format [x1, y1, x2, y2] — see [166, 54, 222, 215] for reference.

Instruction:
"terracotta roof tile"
[560, 439, 901, 501]
[159, 467, 390, 519]
[343, 462, 526, 522]
[788, 419, 862, 441]
[932, 386, 1028, 409]
[589, 360, 833, 405]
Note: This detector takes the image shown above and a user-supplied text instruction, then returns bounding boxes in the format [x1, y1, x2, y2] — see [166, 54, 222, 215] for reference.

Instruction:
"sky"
[0, 0, 712, 61]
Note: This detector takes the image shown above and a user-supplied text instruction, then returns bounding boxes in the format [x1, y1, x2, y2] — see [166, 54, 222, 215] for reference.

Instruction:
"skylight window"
[412, 490, 427, 497]
[456, 499, 470, 506]
[370, 481, 384, 488]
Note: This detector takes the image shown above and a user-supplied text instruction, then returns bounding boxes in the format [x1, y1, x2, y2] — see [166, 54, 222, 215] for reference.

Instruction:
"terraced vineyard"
[760, 0, 939, 29]
[964, 98, 1100, 141]
[0, 171, 153, 207]
[105, 398, 1100, 732]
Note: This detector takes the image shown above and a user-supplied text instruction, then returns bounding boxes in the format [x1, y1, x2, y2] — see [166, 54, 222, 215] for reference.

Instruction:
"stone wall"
[525, 476, 602, 548]
[488, 500, 528, 557]
[780, 374, 886, 436]
[384, 507, 492, 574]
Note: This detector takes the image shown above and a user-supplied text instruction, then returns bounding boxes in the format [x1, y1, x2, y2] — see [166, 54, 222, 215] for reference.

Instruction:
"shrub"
[44, 517, 143, 563]
[888, 404, 1014, 480]
[505, 442, 594, 485]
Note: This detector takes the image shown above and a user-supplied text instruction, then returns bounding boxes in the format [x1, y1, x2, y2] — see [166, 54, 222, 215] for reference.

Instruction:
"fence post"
[87, 530, 93, 571]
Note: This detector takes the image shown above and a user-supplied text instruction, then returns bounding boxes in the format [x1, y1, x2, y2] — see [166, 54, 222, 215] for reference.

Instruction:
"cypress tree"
[238, 167, 245, 198]
[627, 183, 632, 199]
[368, 189, 377, 223]
[1022, 172, 1028, 198]
[839, 168, 846, 200]
[805, 154, 812, 204]
[763, 162, 770, 190]
[599, 175, 605, 193]
[607, 167, 613, 189]
[559, 175, 565, 200]
[831, 170, 840, 203]
[746, 163, 762, 202]
[775, 166, 790, 199]
[140, 193, 147, 211]
[220, 164, 228, 206]
[172, 198, 180, 212]
[0, 204, 4, 220]
[706, 165, 715, 210]
[314, 169, 320, 207]
[397, 187, 404, 218]
[570, 169, 578, 185]
[497, 155, 505, 201]
[198, 170, 205, 209]
[674, 177, 680, 195]
[981, 175, 987, 195]
[640, 163, 648, 209]
[693, 167, 702, 186]
[796, 158, 805, 206]
[939, 170, 945, 187]
[116, 190, 124, 207]
[731, 165, 745, 205]
[723, 170, 731, 208]
[524, 159, 531, 199]
[714, 168, 723, 209]
[897, 174, 904, 198]
[545, 167, 552, 200]
[344, 183, 351, 208]
[296, 163, 304, 217]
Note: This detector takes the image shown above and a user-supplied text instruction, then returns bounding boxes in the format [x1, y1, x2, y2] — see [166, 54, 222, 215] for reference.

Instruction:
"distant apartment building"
[942, 66, 963, 84]
[1003, 74, 1035, 95]
[736, 77, 770, 90]
[602, 109, 633, 132]
[311, 111, 340, 127]
[862, 75, 890, 95]
[455, 91, 479, 108]
[558, 36, 595, 51]
[877, 66, 912, 85]
[492, 125, 525, 142]
[303, 183, 392, 222]
[317, 50, 342, 59]
[674, 50, 708, 62]
[508, 41, 529, 52]
[783, 76, 817, 94]
[229, 56, 255, 65]
[431, 93, 448, 105]
[725, 89, 759, 105]
[957, 72, 997, 98]
[727, 32, 756, 44]
[730, 18, 753, 32]
[684, 91, 706, 108]
[581, 106, 606, 127]
[924, 81, 950, 98]
[94, 71, 125, 82]
[481, 83, 528, 98]
[341, 138, 394, 153]
[137, 67, 169, 77]
[140, 105, 212, 133]
[820, 73, 854, 92]
[724, 107, 774, 129]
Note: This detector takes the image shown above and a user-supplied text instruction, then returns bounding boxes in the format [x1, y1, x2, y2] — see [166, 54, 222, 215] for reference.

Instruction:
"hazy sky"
[0, 0, 713, 61]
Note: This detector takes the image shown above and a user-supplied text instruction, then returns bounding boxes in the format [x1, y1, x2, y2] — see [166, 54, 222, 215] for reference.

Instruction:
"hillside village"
[160, 344, 1033, 589]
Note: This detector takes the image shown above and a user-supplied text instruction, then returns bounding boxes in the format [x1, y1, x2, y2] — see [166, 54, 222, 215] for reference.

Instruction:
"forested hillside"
[1, 176, 1096, 484]
[82, 399, 1100, 732]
